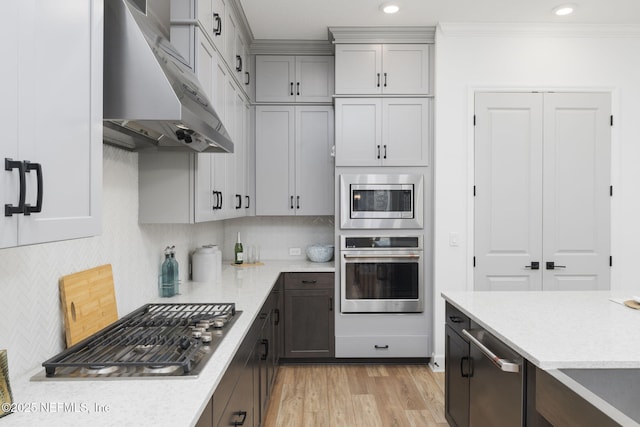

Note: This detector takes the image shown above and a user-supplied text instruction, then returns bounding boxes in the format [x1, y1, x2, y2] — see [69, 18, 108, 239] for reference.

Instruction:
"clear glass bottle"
[160, 246, 175, 297]
[170, 245, 179, 294]
[234, 232, 244, 264]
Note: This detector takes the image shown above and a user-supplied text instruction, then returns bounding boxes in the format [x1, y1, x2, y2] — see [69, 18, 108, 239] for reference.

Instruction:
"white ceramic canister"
[192, 246, 217, 282]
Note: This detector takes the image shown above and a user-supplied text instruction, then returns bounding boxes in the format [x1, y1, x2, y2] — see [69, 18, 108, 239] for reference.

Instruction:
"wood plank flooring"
[263, 364, 447, 427]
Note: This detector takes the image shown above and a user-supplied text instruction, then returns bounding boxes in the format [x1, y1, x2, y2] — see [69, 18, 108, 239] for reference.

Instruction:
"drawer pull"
[232, 410, 247, 426]
[448, 315, 464, 323]
[374, 344, 389, 350]
[301, 280, 317, 284]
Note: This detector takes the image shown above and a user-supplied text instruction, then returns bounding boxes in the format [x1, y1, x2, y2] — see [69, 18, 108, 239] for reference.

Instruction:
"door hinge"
[473, 115, 476, 126]
[473, 256, 476, 267]
[610, 185, 613, 196]
[610, 115, 614, 126]
[610, 256, 613, 267]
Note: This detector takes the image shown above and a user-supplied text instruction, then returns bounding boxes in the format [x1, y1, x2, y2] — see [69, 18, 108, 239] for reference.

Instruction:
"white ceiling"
[238, 0, 640, 40]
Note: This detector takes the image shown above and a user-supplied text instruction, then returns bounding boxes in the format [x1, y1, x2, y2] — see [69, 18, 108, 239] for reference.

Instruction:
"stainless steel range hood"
[103, 0, 233, 153]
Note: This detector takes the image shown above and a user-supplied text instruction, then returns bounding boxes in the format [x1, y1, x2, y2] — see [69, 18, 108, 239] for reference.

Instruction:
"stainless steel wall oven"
[340, 235, 423, 313]
[340, 174, 424, 229]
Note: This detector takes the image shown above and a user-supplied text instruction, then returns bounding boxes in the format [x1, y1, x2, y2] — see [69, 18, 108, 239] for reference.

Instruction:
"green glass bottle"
[234, 232, 244, 264]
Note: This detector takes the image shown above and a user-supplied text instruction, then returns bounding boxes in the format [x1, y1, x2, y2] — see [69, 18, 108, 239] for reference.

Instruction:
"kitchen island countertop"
[442, 290, 640, 426]
[2, 260, 334, 427]
[441, 290, 640, 370]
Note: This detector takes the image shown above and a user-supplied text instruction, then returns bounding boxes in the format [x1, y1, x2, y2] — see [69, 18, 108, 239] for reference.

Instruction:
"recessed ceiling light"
[380, 2, 400, 14]
[552, 3, 577, 16]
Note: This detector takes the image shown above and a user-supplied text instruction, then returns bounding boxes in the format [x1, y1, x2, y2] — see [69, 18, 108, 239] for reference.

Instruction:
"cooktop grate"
[42, 303, 238, 378]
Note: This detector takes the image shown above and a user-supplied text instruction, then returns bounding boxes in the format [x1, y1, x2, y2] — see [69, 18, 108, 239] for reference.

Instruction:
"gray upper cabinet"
[255, 55, 335, 103]
[334, 44, 431, 95]
[1, 0, 102, 248]
[255, 106, 334, 216]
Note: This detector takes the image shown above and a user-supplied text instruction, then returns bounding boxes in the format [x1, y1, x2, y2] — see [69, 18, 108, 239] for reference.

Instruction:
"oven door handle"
[343, 254, 420, 259]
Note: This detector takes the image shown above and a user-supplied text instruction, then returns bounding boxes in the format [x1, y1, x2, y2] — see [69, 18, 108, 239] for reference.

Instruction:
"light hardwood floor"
[263, 364, 448, 427]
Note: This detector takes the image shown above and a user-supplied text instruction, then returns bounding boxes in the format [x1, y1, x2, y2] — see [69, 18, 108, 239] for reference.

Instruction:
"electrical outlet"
[289, 247, 301, 256]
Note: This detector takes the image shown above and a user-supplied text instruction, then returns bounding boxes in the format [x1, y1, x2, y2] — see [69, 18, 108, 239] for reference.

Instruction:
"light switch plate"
[289, 247, 301, 256]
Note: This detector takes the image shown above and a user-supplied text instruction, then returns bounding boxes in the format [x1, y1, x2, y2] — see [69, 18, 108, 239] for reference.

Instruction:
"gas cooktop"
[33, 303, 240, 380]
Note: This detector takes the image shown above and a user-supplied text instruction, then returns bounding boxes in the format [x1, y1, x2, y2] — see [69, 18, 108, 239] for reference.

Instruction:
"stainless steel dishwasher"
[463, 326, 525, 427]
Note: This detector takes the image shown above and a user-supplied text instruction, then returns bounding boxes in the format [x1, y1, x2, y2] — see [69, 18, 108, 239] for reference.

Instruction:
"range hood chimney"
[103, 0, 233, 153]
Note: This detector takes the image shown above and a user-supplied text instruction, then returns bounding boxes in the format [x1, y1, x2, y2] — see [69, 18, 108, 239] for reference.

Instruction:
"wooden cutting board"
[59, 264, 118, 347]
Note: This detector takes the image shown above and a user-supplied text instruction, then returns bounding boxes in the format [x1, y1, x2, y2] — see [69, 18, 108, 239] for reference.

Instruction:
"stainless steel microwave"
[340, 174, 423, 229]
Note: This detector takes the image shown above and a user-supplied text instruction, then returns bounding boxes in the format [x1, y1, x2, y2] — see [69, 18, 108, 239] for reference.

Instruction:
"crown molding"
[329, 26, 436, 44]
[437, 23, 640, 38]
[249, 39, 334, 55]
[229, 0, 254, 45]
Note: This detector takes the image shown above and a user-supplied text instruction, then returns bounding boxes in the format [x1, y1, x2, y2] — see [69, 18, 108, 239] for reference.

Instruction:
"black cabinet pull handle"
[546, 262, 566, 270]
[244, 71, 250, 85]
[290, 195, 294, 209]
[5, 158, 26, 217]
[261, 339, 269, 360]
[461, 356, 471, 378]
[213, 13, 222, 36]
[290, 82, 294, 96]
[383, 145, 387, 159]
[376, 73, 380, 87]
[374, 344, 389, 349]
[274, 308, 280, 326]
[213, 191, 222, 210]
[296, 195, 300, 209]
[329, 297, 333, 312]
[296, 82, 300, 96]
[245, 195, 250, 209]
[525, 262, 540, 270]
[377, 145, 381, 159]
[236, 55, 242, 72]
[448, 315, 464, 324]
[383, 72, 388, 87]
[232, 411, 247, 426]
[24, 161, 43, 215]
[235, 194, 242, 209]
[301, 280, 317, 284]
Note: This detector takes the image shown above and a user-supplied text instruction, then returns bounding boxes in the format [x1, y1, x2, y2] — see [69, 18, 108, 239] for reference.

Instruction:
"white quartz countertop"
[441, 290, 640, 369]
[1, 260, 334, 427]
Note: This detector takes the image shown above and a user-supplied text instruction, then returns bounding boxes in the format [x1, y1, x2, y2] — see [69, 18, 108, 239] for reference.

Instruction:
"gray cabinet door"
[283, 273, 335, 358]
[474, 92, 611, 291]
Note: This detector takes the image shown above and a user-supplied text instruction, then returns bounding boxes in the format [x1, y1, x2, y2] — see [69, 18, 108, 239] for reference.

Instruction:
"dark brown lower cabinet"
[196, 278, 283, 427]
[283, 272, 335, 358]
[445, 303, 471, 427]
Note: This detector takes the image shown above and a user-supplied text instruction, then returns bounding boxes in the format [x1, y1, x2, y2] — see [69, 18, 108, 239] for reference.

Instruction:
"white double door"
[474, 92, 611, 291]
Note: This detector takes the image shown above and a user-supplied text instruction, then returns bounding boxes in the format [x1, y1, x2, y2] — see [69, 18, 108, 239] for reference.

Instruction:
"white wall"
[432, 23, 640, 363]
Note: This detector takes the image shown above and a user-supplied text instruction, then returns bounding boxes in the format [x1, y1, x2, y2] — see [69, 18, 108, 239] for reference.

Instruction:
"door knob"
[546, 262, 566, 270]
[524, 262, 540, 270]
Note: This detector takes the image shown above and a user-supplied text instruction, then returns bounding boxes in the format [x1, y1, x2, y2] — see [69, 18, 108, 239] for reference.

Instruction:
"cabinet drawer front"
[445, 303, 470, 336]
[284, 272, 334, 290]
[336, 335, 428, 358]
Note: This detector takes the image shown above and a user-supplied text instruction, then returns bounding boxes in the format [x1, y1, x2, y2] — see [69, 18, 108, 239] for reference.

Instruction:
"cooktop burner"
[34, 303, 240, 380]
